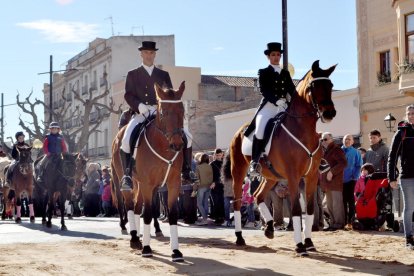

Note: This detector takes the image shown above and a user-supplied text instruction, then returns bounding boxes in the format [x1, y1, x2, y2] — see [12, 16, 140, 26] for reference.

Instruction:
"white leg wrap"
[170, 225, 179, 251]
[258, 202, 273, 223]
[143, 224, 151, 246]
[134, 214, 141, 235]
[304, 214, 314, 239]
[293, 216, 302, 244]
[127, 210, 136, 232]
[234, 210, 242, 232]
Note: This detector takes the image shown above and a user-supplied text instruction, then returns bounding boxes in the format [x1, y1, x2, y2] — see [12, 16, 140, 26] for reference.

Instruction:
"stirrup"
[249, 161, 262, 177]
[120, 175, 132, 191]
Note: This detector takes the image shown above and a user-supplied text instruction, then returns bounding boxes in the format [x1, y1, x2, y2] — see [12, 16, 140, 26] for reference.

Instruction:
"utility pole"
[49, 55, 53, 123]
[282, 0, 288, 70]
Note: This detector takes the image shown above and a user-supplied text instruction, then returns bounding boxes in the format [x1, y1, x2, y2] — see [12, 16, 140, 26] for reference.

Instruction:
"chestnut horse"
[3, 146, 34, 223]
[226, 61, 337, 256]
[111, 82, 185, 262]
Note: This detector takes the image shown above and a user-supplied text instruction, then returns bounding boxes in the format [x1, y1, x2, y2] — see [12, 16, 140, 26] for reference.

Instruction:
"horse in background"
[225, 61, 337, 256]
[2, 146, 34, 223]
[111, 82, 185, 262]
[0, 156, 12, 220]
[34, 153, 78, 230]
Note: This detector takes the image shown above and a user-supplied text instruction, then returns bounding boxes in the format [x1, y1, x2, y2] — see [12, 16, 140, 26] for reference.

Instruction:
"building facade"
[357, 0, 414, 147]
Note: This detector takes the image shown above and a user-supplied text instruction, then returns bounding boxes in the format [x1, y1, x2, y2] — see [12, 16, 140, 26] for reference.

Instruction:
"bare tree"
[16, 73, 122, 153]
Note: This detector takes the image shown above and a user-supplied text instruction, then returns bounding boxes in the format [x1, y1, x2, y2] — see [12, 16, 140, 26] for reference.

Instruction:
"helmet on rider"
[49, 122, 60, 129]
[15, 131, 25, 140]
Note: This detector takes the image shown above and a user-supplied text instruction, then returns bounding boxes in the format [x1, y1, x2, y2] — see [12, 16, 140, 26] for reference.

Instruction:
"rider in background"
[4, 131, 30, 188]
[246, 42, 295, 176]
[36, 122, 68, 185]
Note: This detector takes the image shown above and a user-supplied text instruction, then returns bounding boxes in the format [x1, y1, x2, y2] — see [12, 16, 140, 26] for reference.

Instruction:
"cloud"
[17, 20, 99, 43]
[56, 0, 74, 5]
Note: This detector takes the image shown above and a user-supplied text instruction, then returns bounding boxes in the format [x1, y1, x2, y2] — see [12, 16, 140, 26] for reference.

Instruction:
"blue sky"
[0, 0, 357, 142]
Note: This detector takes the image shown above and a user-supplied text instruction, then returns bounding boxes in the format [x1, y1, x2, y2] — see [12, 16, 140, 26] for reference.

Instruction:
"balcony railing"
[89, 111, 99, 122]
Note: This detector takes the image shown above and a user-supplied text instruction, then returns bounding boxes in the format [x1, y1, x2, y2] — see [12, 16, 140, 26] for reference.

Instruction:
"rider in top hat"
[36, 122, 68, 185]
[4, 131, 30, 188]
[120, 40, 193, 191]
[246, 42, 296, 176]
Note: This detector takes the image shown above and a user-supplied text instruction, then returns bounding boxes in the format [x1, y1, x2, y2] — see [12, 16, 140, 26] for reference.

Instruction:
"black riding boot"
[120, 150, 133, 191]
[181, 146, 193, 184]
[249, 136, 264, 176]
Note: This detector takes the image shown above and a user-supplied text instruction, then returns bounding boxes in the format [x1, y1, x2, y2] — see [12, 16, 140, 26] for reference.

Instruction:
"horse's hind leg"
[129, 192, 143, 250]
[28, 193, 35, 223]
[46, 194, 53, 228]
[141, 188, 154, 258]
[255, 178, 277, 239]
[152, 192, 163, 237]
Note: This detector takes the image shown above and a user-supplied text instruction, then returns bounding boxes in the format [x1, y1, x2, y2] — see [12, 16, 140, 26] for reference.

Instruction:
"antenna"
[131, 25, 144, 36]
[105, 16, 115, 36]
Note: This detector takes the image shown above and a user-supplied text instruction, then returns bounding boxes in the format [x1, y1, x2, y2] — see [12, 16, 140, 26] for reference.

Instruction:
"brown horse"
[111, 81, 185, 262]
[225, 60, 337, 256]
[3, 146, 35, 223]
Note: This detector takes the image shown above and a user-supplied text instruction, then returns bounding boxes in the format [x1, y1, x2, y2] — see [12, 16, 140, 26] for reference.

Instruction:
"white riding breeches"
[255, 100, 287, 139]
[120, 107, 192, 154]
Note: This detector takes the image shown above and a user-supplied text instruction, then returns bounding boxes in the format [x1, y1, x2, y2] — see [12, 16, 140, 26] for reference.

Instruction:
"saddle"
[241, 112, 287, 156]
[129, 114, 156, 159]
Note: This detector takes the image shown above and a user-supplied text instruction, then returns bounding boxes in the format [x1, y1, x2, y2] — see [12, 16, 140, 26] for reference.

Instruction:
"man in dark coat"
[120, 41, 193, 191]
[5, 131, 30, 188]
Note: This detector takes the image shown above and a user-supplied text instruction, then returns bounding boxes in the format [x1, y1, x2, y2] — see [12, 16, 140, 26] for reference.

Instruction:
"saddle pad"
[132, 117, 155, 160]
[241, 125, 276, 156]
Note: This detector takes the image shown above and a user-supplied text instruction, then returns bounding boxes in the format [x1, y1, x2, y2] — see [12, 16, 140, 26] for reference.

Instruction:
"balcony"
[398, 60, 414, 96]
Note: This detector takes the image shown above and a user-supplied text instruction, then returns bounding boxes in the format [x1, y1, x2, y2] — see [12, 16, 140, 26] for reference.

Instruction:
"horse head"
[154, 81, 185, 152]
[300, 60, 337, 123]
[16, 145, 33, 175]
[59, 153, 78, 187]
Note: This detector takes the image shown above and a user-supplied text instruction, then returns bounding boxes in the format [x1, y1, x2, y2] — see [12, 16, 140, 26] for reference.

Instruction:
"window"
[406, 13, 414, 61]
[378, 50, 391, 83]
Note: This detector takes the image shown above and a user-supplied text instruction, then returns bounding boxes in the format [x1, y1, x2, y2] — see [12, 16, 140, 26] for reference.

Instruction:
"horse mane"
[295, 69, 312, 96]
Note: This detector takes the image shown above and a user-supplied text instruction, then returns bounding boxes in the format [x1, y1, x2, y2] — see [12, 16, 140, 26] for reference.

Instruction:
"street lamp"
[384, 113, 396, 132]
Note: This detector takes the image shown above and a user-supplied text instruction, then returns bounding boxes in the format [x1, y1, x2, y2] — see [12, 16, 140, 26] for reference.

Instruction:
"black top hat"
[264, 42, 283, 55]
[138, 41, 158, 51]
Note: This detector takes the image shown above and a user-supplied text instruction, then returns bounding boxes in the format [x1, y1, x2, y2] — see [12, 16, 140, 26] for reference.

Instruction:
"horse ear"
[325, 63, 338, 76]
[154, 83, 165, 100]
[311, 60, 320, 73]
[175, 81, 185, 98]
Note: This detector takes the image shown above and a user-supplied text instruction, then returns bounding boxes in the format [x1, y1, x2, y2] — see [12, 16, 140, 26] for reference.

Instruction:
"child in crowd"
[354, 163, 375, 201]
[101, 166, 112, 217]
[242, 177, 257, 228]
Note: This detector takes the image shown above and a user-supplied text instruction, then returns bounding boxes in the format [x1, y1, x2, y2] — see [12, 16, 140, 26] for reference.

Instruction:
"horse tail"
[222, 150, 232, 182]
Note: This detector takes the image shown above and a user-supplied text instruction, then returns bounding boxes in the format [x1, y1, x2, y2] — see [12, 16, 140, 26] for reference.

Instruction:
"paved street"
[0, 216, 262, 245]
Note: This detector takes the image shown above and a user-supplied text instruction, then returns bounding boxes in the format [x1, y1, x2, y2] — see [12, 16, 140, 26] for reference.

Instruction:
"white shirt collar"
[142, 64, 155, 76]
[270, 64, 281, 74]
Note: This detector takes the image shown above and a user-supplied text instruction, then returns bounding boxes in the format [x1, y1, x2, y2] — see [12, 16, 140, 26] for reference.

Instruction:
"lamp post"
[384, 113, 396, 132]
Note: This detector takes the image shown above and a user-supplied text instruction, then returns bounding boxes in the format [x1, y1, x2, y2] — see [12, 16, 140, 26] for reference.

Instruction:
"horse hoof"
[155, 231, 164, 238]
[46, 222, 52, 228]
[121, 229, 129, 235]
[304, 238, 316, 252]
[30, 216, 35, 223]
[264, 229, 274, 239]
[15, 217, 21, 224]
[236, 237, 246, 246]
[42, 219, 47, 225]
[130, 239, 143, 250]
[295, 242, 309, 257]
[61, 225, 68, 231]
[67, 215, 73, 220]
[171, 249, 184, 262]
[142, 246, 153, 258]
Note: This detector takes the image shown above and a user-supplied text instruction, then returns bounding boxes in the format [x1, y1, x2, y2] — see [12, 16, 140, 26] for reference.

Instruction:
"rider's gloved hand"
[138, 103, 149, 114]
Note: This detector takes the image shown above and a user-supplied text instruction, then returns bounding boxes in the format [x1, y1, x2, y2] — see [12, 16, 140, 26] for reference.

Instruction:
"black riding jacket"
[11, 141, 30, 161]
[388, 121, 414, 181]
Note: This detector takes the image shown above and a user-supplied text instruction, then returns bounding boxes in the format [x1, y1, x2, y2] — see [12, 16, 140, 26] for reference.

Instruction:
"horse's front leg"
[15, 195, 22, 223]
[152, 191, 163, 237]
[167, 180, 183, 262]
[141, 188, 154, 258]
[303, 173, 319, 253]
[125, 191, 141, 250]
[288, 177, 307, 256]
[41, 193, 48, 225]
[46, 193, 54, 228]
[59, 194, 67, 231]
[255, 179, 277, 239]
[27, 192, 35, 223]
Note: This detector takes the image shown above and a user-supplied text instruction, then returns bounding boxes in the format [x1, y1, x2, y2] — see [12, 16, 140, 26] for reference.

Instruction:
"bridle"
[156, 99, 185, 140]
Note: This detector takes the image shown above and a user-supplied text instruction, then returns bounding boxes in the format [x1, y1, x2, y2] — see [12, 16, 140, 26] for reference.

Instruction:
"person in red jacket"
[36, 122, 68, 185]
